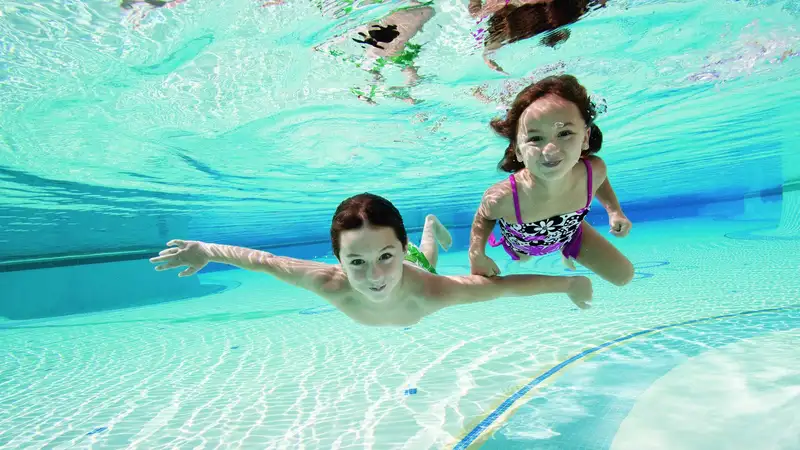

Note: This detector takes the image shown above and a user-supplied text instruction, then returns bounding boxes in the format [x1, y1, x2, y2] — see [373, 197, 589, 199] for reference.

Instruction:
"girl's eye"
[379, 253, 393, 261]
[350, 259, 365, 266]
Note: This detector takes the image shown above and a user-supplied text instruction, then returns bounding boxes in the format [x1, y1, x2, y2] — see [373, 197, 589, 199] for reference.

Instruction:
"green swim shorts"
[405, 242, 436, 274]
[372, 42, 423, 72]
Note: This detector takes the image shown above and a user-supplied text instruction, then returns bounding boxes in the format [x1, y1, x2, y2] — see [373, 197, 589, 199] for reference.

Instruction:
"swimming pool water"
[3, 212, 799, 448]
[2, 0, 800, 448]
[1, 0, 799, 259]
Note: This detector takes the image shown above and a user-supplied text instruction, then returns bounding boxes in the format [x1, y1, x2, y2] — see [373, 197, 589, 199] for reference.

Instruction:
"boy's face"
[338, 225, 406, 302]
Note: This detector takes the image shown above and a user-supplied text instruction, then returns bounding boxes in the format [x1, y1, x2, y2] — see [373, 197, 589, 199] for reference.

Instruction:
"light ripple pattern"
[2, 216, 799, 448]
[1, 0, 799, 259]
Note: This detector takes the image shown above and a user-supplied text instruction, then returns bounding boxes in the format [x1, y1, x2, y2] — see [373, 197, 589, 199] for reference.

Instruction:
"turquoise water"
[3, 216, 800, 448]
[2, 0, 800, 448]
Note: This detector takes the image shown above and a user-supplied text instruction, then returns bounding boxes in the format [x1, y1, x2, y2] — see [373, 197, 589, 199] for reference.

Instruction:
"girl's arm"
[150, 240, 343, 295]
[588, 156, 632, 237]
[469, 184, 505, 276]
[468, 186, 505, 270]
[587, 156, 621, 214]
[595, 177, 623, 214]
[468, 207, 495, 261]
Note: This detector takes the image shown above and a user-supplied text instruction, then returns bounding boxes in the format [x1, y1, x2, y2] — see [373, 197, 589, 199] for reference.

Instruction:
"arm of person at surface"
[428, 273, 580, 306]
[483, 51, 509, 75]
[471, 0, 526, 19]
[150, 240, 342, 295]
[468, 0, 483, 17]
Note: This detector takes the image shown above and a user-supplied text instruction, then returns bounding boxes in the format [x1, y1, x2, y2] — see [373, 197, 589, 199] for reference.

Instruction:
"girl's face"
[338, 225, 405, 303]
[515, 94, 590, 180]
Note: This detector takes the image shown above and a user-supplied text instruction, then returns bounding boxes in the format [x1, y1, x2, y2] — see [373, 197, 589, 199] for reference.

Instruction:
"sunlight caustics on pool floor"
[2, 216, 799, 449]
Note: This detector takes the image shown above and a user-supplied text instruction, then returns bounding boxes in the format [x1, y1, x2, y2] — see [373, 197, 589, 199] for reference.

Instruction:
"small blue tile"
[87, 426, 107, 436]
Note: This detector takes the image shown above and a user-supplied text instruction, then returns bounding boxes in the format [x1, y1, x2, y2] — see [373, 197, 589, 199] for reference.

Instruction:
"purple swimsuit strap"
[582, 158, 593, 208]
[509, 173, 523, 223]
[496, 160, 593, 261]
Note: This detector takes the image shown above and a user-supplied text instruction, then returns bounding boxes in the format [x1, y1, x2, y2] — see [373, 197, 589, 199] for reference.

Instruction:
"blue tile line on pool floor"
[452, 304, 800, 450]
[86, 427, 108, 436]
[298, 305, 338, 315]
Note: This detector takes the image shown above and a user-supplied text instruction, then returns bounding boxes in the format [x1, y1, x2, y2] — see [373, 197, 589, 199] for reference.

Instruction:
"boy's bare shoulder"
[313, 265, 353, 299]
[417, 271, 506, 309]
[400, 264, 442, 299]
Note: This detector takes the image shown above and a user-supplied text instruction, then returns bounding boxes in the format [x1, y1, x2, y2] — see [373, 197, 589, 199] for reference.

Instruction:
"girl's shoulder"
[480, 175, 516, 219]
[583, 155, 608, 191]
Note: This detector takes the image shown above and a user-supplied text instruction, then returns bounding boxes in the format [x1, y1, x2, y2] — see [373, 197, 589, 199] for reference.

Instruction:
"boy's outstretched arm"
[427, 273, 592, 309]
[150, 240, 343, 295]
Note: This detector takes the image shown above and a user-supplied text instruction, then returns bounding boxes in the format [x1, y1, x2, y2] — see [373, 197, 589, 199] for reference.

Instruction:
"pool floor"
[1, 215, 799, 449]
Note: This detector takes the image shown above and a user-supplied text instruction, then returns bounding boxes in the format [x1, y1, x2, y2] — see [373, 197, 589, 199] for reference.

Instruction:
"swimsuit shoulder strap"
[583, 158, 593, 208]
[509, 173, 524, 224]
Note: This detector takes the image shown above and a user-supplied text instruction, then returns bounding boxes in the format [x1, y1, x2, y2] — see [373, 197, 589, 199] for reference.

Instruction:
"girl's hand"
[150, 240, 210, 277]
[470, 253, 501, 277]
[609, 212, 632, 238]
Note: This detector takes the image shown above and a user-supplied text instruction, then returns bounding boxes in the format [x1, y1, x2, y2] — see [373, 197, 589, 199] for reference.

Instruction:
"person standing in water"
[151, 193, 593, 327]
[468, 75, 634, 286]
[314, 1, 436, 104]
[120, 0, 187, 28]
[468, 0, 606, 73]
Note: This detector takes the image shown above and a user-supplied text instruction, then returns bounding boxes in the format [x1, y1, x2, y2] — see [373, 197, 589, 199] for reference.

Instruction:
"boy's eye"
[558, 130, 575, 137]
[350, 259, 365, 266]
[528, 136, 543, 143]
